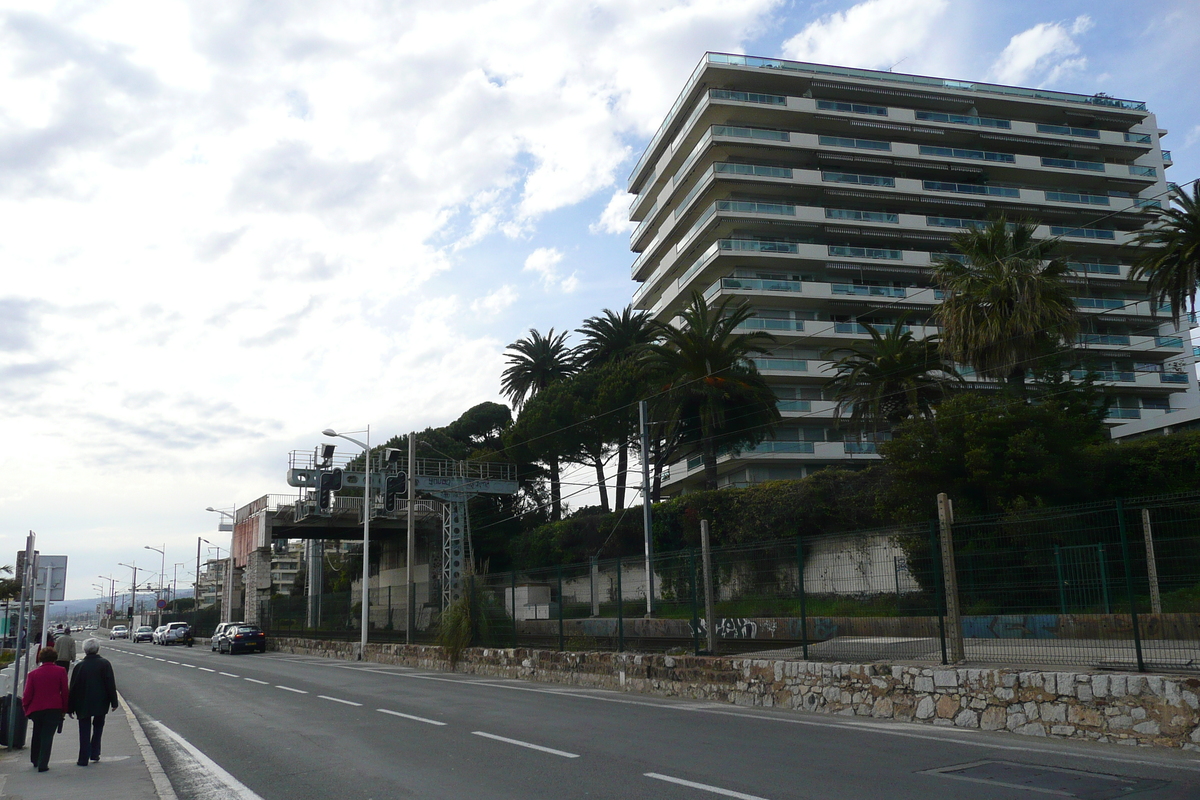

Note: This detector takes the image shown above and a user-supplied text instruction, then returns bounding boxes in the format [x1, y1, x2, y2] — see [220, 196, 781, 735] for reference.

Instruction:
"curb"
[121, 694, 178, 800]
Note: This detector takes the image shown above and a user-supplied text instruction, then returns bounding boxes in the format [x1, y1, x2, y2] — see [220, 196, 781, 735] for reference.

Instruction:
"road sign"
[33, 556, 68, 602]
[156, 599, 167, 609]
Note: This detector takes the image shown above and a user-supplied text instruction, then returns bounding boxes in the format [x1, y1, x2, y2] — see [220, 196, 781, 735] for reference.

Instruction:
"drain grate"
[922, 760, 1168, 799]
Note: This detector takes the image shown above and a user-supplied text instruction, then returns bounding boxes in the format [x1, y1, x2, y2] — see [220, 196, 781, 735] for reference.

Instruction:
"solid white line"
[244, 678, 268, 685]
[151, 720, 266, 800]
[376, 708, 446, 726]
[471, 731, 578, 758]
[645, 773, 770, 799]
[198, 667, 215, 672]
[121, 696, 179, 800]
[276, 685, 307, 694]
[319, 695, 362, 707]
[219, 672, 239, 678]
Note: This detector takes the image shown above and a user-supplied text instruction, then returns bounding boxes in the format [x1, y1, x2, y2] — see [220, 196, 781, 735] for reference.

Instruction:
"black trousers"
[28, 710, 62, 769]
[77, 714, 107, 764]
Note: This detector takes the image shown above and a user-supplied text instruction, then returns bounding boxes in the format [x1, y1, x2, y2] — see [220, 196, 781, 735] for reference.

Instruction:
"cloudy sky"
[2, 0, 1197, 601]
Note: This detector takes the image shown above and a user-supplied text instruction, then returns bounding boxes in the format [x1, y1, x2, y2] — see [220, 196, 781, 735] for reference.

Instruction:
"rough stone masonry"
[269, 638, 1200, 751]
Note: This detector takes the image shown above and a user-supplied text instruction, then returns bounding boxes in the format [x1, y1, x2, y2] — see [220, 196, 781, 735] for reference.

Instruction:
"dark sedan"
[218, 625, 266, 654]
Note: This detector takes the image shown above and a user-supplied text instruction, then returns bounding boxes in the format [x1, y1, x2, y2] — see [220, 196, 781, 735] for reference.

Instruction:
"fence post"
[557, 565, 565, 653]
[1098, 543, 1111, 614]
[1141, 508, 1162, 615]
[797, 536, 808, 660]
[937, 493, 964, 663]
[1115, 499, 1146, 672]
[510, 570, 518, 649]
[590, 556, 600, 617]
[930, 521, 947, 665]
[1054, 545, 1066, 614]
[690, 549, 700, 656]
[387, 585, 392, 630]
[616, 555, 624, 653]
[700, 520, 716, 657]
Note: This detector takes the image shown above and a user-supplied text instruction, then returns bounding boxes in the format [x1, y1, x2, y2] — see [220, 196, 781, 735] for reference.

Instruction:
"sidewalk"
[0, 695, 172, 800]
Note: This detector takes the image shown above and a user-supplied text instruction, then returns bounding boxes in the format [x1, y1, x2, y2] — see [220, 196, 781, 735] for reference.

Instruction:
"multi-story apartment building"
[196, 557, 228, 608]
[628, 53, 1189, 494]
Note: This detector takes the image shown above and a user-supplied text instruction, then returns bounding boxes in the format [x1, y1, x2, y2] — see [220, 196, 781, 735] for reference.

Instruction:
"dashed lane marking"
[318, 695, 362, 707]
[644, 773, 770, 800]
[471, 731, 579, 758]
[244, 678, 268, 685]
[276, 685, 307, 694]
[377, 708, 445, 726]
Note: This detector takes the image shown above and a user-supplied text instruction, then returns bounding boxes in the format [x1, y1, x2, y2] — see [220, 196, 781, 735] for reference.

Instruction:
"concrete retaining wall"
[269, 637, 1200, 751]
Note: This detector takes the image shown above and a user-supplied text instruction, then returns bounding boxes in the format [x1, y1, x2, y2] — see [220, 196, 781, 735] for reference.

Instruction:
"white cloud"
[781, 0, 950, 71]
[1184, 125, 1200, 150]
[591, 189, 636, 235]
[990, 16, 1093, 87]
[522, 246, 578, 293]
[470, 284, 519, 316]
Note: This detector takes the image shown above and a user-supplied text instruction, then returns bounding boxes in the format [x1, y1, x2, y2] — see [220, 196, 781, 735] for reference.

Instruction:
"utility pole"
[406, 430, 416, 645]
[937, 493, 964, 662]
[639, 400, 655, 617]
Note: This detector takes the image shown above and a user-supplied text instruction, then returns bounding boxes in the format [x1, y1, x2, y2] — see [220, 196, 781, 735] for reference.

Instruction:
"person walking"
[54, 626, 77, 674]
[68, 638, 119, 766]
[22, 646, 69, 772]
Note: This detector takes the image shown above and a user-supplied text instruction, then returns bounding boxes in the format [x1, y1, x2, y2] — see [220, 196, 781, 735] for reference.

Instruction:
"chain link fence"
[266, 491, 1200, 672]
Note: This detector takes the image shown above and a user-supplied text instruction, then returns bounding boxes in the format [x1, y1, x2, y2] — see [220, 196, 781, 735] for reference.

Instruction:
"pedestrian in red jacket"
[22, 647, 69, 772]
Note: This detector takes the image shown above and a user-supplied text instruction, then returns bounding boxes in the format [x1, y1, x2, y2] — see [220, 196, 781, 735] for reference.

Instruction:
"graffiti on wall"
[689, 618, 759, 639]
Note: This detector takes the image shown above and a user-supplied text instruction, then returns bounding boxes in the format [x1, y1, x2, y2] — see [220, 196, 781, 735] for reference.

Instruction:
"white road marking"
[319, 695, 362, 707]
[376, 708, 445, 726]
[155, 658, 166, 661]
[471, 731, 578, 758]
[276, 685, 307, 694]
[198, 667, 215, 673]
[150, 719, 266, 800]
[645, 773, 770, 800]
[183, 664, 196, 668]
[167, 660, 179, 664]
[219, 672, 239, 678]
[244, 678, 268, 685]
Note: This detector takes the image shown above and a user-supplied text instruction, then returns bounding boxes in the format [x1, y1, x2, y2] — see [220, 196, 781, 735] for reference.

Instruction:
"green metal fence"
[265, 490, 1200, 672]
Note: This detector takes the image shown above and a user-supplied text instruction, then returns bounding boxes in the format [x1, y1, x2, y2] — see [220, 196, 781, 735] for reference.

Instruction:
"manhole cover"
[922, 760, 1168, 798]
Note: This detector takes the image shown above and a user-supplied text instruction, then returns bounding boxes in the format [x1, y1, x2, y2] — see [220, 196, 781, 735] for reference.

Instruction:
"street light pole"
[195, 537, 212, 629]
[144, 546, 165, 627]
[117, 563, 137, 624]
[206, 507, 235, 625]
[324, 426, 370, 659]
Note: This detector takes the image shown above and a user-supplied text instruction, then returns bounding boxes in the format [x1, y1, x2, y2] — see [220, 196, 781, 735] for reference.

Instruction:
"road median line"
[376, 708, 445, 725]
[471, 731, 578, 758]
[644, 773, 770, 799]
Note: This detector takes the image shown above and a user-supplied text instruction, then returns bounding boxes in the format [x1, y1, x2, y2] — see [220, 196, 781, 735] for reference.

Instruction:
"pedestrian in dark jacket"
[67, 638, 119, 766]
[22, 646, 69, 772]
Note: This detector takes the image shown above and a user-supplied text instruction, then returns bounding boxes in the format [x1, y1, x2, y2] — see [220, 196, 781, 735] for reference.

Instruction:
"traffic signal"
[384, 473, 406, 512]
[318, 468, 343, 510]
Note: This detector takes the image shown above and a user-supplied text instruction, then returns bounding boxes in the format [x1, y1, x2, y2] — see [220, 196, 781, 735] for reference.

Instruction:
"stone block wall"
[269, 637, 1200, 751]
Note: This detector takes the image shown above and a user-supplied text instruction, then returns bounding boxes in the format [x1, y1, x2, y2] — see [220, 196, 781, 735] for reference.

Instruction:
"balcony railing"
[1036, 123, 1100, 138]
[828, 245, 902, 260]
[710, 88, 786, 106]
[1042, 157, 1105, 172]
[715, 162, 794, 179]
[1124, 132, 1152, 144]
[737, 318, 804, 332]
[1045, 191, 1110, 206]
[746, 441, 816, 454]
[835, 322, 910, 334]
[713, 124, 790, 142]
[1077, 334, 1131, 346]
[1134, 198, 1162, 210]
[921, 145, 1015, 163]
[820, 135, 891, 151]
[720, 238, 800, 254]
[1073, 297, 1126, 309]
[924, 180, 1019, 198]
[1129, 165, 1157, 177]
[914, 111, 1010, 129]
[823, 171, 896, 187]
[826, 208, 898, 223]
[1068, 261, 1121, 275]
[1162, 150, 1173, 164]
[928, 216, 989, 230]
[1155, 336, 1184, 348]
[776, 400, 812, 412]
[709, 276, 804, 295]
[1052, 226, 1116, 240]
[718, 200, 796, 216]
[832, 284, 907, 298]
[750, 358, 808, 371]
[1071, 369, 1135, 382]
[816, 99, 887, 116]
[1161, 373, 1190, 384]
[1106, 409, 1141, 420]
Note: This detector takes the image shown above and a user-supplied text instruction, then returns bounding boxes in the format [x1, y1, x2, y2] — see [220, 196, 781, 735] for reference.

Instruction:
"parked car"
[109, 625, 128, 640]
[210, 622, 245, 652]
[132, 626, 154, 643]
[217, 625, 266, 655]
[159, 622, 192, 646]
[151, 625, 168, 644]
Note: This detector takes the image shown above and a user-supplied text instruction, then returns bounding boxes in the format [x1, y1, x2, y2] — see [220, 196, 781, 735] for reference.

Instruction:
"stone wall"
[270, 637, 1200, 751]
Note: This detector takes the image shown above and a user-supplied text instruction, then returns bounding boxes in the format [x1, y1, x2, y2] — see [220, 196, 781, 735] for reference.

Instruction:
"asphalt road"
[100, 641, 1200, 800]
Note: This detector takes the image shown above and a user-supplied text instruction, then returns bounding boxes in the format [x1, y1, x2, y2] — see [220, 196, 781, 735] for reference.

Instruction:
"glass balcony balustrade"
[720, 239, 801, 254]
[828, 245, 902, 260]
[1155, 336, 1184, 348]
[713, 124, 790, 142]
[1045, 191, 1110, 205]
[819, 135, 891, 151]
[709, 88, 786, 106]
[921, 145, 1015, 163]
[1071, 369, 1135, 382]
[1041, 157, 1105, 172]
[1051, 226, 1115, 240]
[1129, 165, 1157, 177]
[1162, 150, 1173, 164]
[719, 200, 796, 216]
[825, 208, 899, 223]
[928, 216, 989, 230]
[1124, 132, 1153, 144]
[834, 322, 910, 334]
[1036, 123, 1101, 138]
[843, 442, 878, 454]
[1068, 261, 1121, 275]
[832, 284, 907, 298]
[914, 111, 1011, 129]
[736, 317, 804, 332]
[750, 358, 808, 371]
[1161, 373, 1190, 384]
[746, 441, 816, 454]
[1107, 408, 1141, 420]
[707, 277, 804, 297]
[714, 162, 793, 179]
[630, 201, 658, 243]
[776, 400, 812, 412]
[816, 99, 888, 116]
[1134, 199, 1162, 209]
[924, 181, 1019, 198]
[823, 172, 895, 187]
[1077, 334, 1131, 346]
[1073, 297, 1126, 309]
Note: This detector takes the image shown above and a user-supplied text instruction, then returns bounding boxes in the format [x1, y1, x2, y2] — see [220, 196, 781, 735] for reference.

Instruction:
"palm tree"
[500, 328, 575, 519]
[932, 216, 1078, 393]
[822, 315, 961, 433]
[1131, 182, 1200, 329]
[575, 307, 655, 510]
[646, 292, 780, 491]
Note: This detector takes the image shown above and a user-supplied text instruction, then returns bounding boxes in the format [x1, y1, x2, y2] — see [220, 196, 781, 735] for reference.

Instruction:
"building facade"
[628, 53, 1189, 494]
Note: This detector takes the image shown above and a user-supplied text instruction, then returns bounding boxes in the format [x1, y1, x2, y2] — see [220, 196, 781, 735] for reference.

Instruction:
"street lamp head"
[205, 507, 216, 512]
[322, 428, 338, 437]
